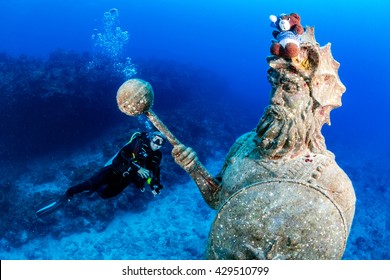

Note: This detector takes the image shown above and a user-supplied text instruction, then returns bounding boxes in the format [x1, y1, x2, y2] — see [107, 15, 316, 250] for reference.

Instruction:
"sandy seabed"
[0, 145, 388, 260]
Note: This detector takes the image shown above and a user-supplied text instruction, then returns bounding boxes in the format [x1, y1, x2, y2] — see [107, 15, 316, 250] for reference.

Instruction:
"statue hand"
[172, 144, 198, 172]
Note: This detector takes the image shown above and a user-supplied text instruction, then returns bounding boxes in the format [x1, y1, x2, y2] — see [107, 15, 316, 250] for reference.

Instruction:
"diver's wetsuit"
[65, 133, 162, 199]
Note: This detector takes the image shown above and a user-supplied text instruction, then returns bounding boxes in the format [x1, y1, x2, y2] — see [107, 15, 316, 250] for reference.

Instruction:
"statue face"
[256, 69, 316, 159]
[269, 72, 311, 114]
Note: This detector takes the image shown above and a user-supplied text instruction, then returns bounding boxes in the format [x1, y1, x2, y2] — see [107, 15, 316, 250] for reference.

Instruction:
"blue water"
[0, 0, 389, 260]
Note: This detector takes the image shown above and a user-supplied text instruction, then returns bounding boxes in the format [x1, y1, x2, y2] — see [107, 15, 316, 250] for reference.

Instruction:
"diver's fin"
[35, 195, 70, 218]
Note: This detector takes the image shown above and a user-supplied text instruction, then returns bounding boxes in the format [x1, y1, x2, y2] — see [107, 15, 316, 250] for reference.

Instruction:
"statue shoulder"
[225, 131, 256, 161]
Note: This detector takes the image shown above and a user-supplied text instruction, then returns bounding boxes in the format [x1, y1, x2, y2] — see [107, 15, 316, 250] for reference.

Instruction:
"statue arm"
[172, 144, 221, 209]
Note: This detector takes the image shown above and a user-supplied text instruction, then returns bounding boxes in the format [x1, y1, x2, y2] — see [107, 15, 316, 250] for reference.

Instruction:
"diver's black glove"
[137, 167, 151, 179]
[151, 184, 163, 196]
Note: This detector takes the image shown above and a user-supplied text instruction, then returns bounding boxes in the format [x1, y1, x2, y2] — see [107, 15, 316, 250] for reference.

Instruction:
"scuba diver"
[35, 131, 166, 218]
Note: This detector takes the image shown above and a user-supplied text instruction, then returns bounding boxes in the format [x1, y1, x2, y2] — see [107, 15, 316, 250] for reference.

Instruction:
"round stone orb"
[117, 78, 154, 116]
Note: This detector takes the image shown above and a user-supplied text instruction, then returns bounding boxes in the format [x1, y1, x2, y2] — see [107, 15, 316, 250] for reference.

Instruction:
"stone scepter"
[116, 78, 222, 206]
[116, 26, 355, 259]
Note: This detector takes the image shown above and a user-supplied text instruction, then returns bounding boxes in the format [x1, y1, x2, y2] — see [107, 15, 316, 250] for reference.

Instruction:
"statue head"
[255, 27, 346, 160]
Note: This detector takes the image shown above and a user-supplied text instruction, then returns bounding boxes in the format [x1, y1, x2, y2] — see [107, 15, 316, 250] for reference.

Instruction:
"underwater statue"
[116, 26, 355, 260]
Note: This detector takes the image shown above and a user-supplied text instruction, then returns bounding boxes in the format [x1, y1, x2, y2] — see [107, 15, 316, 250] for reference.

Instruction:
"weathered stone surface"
[117, 78, 154, 116]
[172, 27, 355, 259]
[205, 132, 355, 259]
